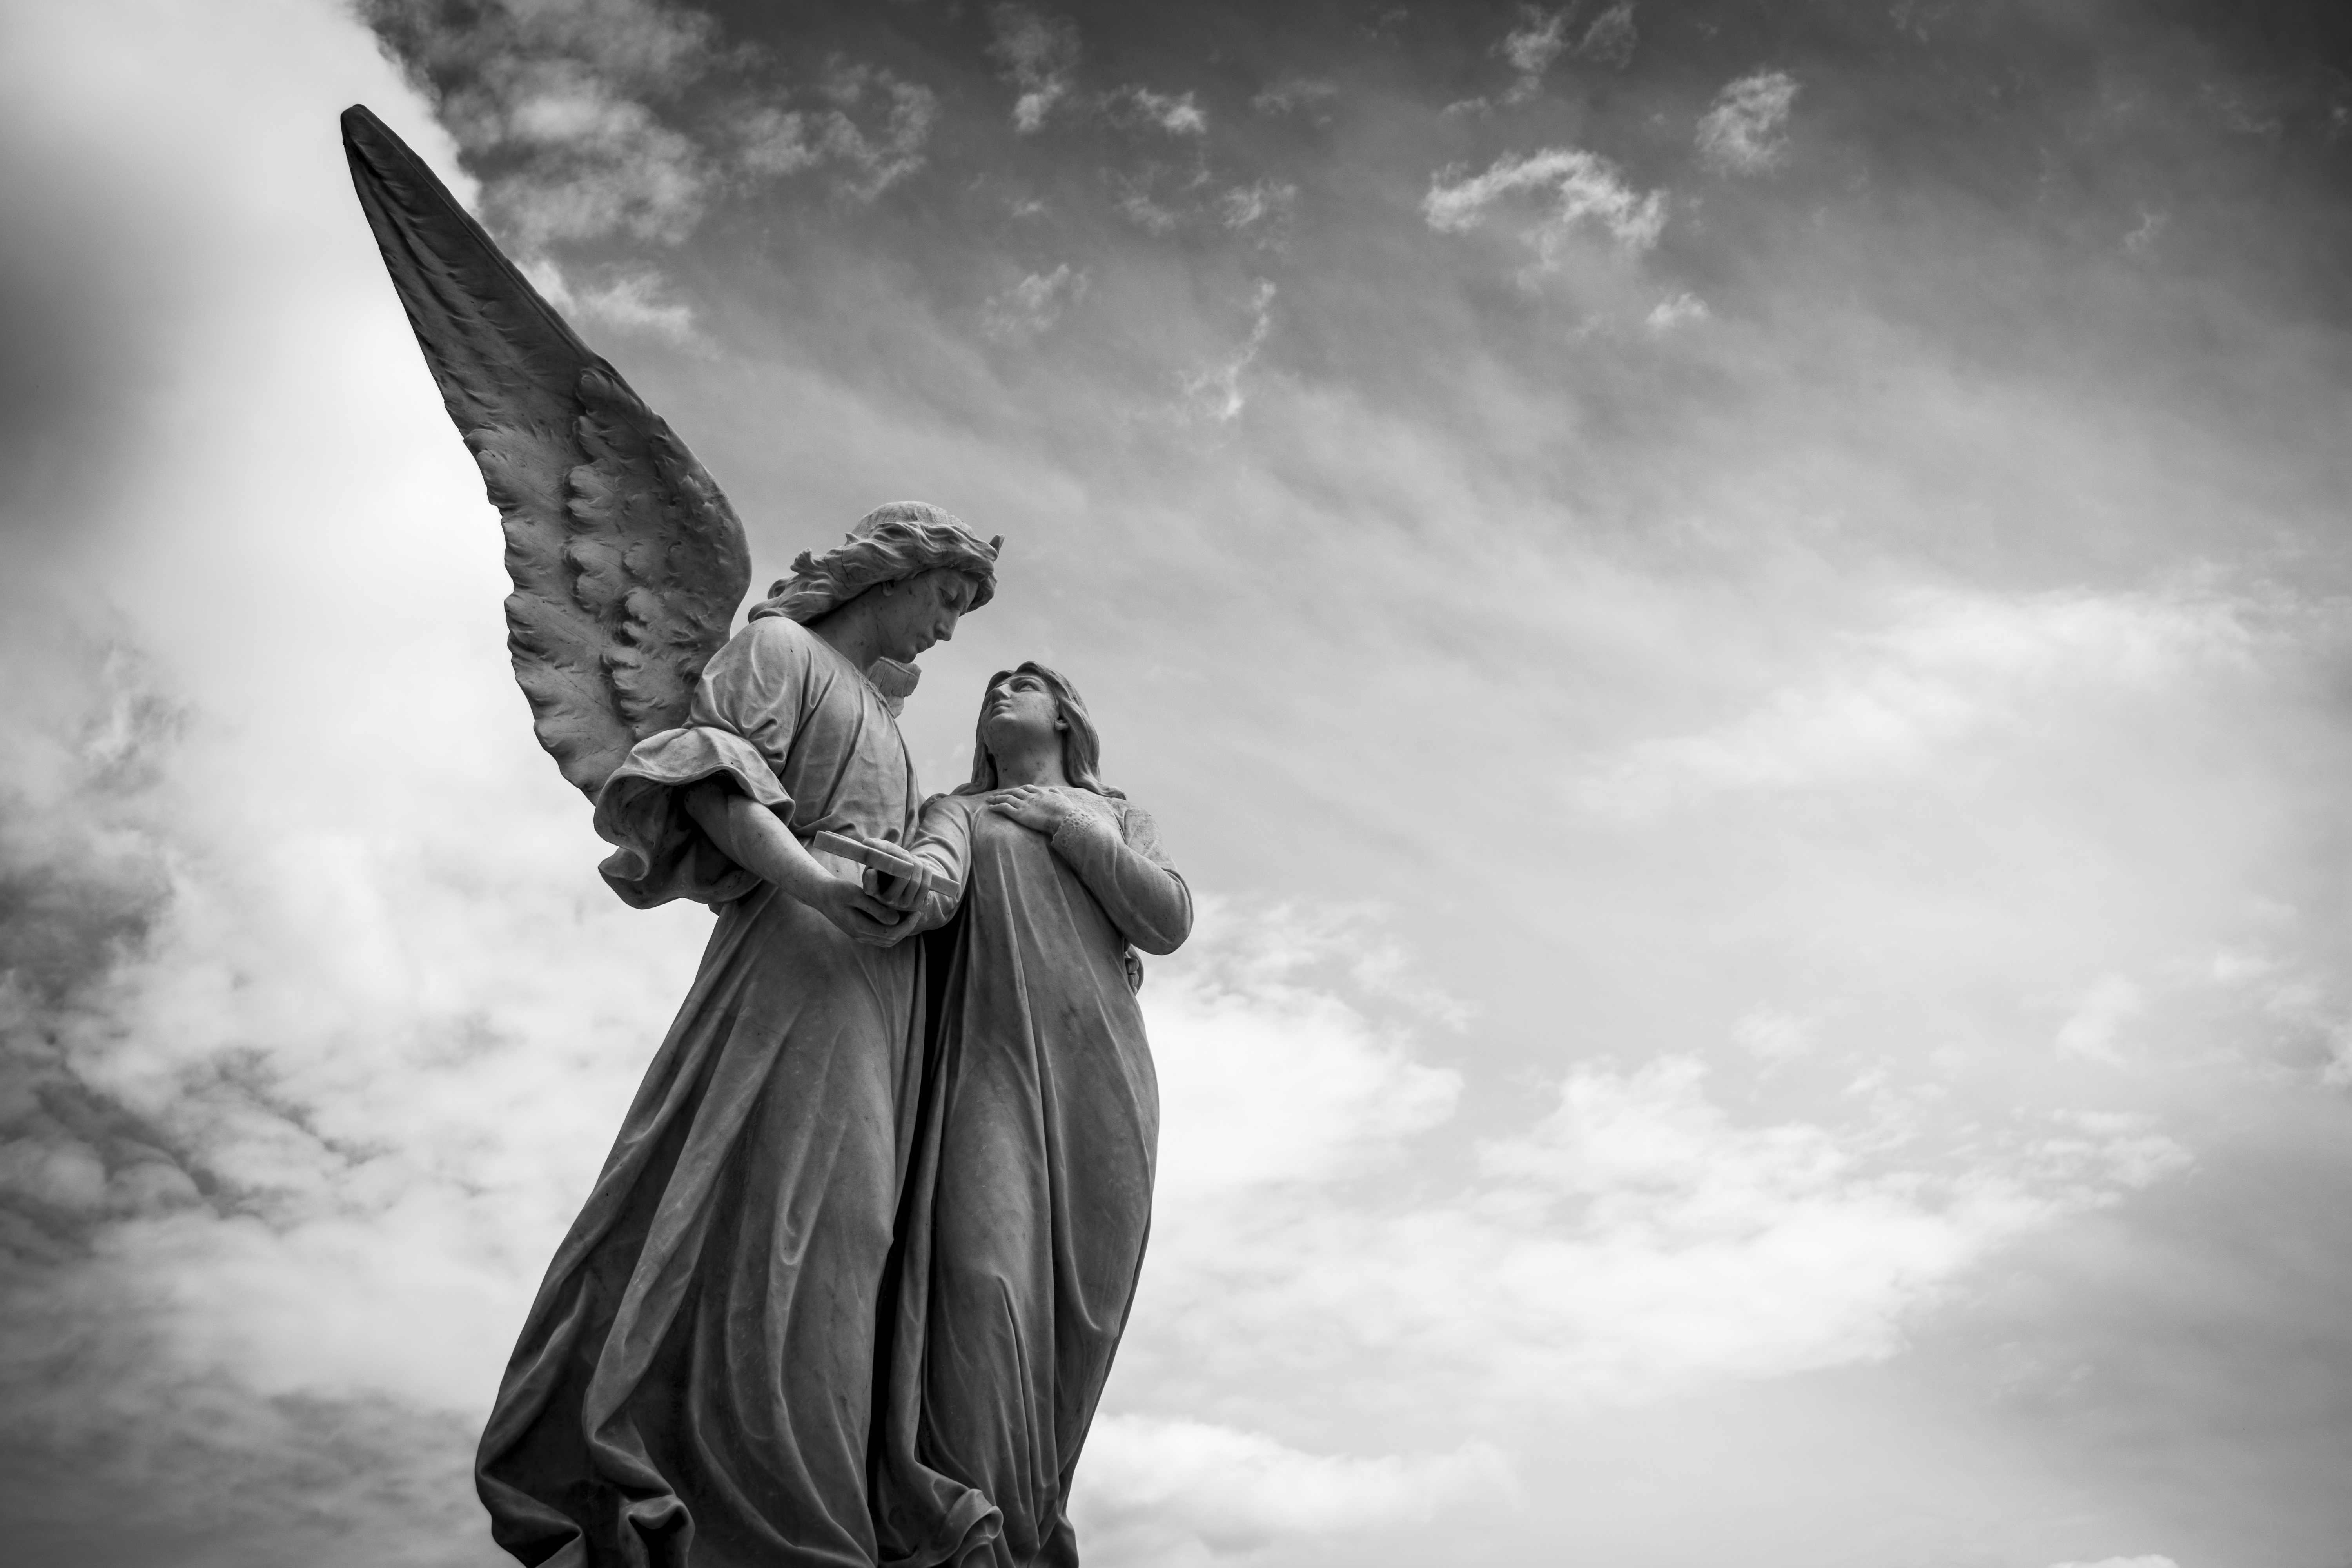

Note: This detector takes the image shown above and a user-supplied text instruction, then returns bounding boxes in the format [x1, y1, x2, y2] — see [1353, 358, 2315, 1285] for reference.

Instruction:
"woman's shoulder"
[922, 787, 985, 817]
[1107, 796, 1171, 851]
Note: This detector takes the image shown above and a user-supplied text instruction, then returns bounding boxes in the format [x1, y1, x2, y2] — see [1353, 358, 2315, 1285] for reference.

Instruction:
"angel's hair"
[748, 501, 1002, 625]
[958, 661, 1124, 799]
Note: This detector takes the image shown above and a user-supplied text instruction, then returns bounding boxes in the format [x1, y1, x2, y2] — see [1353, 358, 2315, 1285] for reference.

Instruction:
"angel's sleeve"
[1050, 801, 1193, 957]
[591, 622, 812, 909]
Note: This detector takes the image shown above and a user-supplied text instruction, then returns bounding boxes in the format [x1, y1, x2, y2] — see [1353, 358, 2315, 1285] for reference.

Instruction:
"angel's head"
[865, 568, 983, 662]
[748, 502, 1001, 651]
[961, 662, 1120, 798]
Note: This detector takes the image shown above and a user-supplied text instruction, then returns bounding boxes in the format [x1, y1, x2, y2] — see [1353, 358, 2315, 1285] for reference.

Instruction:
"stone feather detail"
[341, 104, 751, 797]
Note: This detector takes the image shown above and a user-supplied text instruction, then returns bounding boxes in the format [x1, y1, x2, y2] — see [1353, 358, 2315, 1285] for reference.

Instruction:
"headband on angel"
[747, 501, 1003, 625]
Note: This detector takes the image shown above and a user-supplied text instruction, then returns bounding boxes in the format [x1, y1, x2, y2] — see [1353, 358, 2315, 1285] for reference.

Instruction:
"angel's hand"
[809, 875, 907, 947]
[862, 863, 929, 914]
[987, 784, 1083, 835]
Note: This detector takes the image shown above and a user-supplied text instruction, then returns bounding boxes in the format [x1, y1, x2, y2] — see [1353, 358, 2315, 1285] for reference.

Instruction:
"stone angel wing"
[341, 104, 752, 798]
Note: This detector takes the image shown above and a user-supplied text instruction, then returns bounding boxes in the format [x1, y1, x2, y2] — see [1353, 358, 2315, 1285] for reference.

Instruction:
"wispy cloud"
[360, 0, 939, 247]
[2054, 975, 2145, 1063]
[1576, 2, 1639, 70]
[1424, 146, 1668, 260]
[454, 63, 710, 244]
[1219, 176, 1298, 235]
[1499, 6, 1570, 103]
[1178, 280, 1277, 422]
[1113, 178, 1182, 235]
[1697, 68, 1800, 173]
[1074, 1416, 1506, 1565]
[987, 3, 1081, 133]
[1107, 83, 1206, 136]
[982, 263, 1088, 341]
[1644, 289, 1709, 330]
[802, 62, 938, 200]
[1571, 586, 2251, 813]
[1488, 2, 1635, 107]
[1131, 907, 2191, 1422]
[724, 60, 946, 199]
[524, 258, 698, 341]
[1734, 1007, 1816, 1060]
[1251, 77, 1337, 117]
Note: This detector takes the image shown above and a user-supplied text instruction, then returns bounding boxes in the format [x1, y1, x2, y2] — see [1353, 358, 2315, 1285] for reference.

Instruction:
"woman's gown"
[476, 615, 936, 1568]
[871, 791, 1192, 1568]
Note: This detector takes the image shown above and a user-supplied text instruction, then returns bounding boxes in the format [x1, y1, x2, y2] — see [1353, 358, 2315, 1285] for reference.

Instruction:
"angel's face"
[875, 569, 981, 661]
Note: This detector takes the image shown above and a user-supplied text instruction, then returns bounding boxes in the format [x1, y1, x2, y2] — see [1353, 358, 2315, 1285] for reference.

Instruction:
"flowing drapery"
[873, 794, 1192, 1568]
[477, 617, 931, 1568]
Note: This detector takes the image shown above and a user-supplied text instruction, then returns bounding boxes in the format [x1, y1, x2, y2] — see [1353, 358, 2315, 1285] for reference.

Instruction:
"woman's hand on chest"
[985, 784, 1115, 838]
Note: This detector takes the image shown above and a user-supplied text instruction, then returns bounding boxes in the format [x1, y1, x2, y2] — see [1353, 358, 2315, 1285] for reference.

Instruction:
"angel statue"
[342, 107, 1000, 1568]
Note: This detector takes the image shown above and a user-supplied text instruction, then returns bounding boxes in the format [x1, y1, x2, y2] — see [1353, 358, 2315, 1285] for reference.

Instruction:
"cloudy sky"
[5, 0, 2352, 1564]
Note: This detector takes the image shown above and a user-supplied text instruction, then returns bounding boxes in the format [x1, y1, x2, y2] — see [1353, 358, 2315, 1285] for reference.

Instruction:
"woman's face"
[980, 670, 1063, 756]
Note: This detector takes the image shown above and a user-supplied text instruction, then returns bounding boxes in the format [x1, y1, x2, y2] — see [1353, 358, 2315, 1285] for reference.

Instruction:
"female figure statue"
[475, 505, 1001, 1568]
[871, 664, 1194, 1568]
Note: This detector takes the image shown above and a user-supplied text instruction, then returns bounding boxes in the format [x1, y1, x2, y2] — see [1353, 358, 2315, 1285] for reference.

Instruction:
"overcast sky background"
[4, 1, 2351, 1565]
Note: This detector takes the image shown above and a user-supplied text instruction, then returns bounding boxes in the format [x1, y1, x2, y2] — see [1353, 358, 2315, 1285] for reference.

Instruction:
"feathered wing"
[341, 104, 751, 797]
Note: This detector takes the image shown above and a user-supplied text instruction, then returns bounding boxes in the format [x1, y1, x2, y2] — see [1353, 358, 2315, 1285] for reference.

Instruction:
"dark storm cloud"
[0, 639, 407, 1259]
[11, 1377, 488, 1568]
[0, 642, 199, 1266]
[0, 644, 483, 1568]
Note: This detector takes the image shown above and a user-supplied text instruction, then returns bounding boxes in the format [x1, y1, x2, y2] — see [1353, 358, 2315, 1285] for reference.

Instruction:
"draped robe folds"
[477, 615, 937, 1568]
[873, 792, 1193, 1568]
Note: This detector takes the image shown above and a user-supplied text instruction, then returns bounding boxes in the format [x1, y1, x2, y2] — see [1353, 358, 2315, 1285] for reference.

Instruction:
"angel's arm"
[666, 622, 904, 942]
[683, 786, 906, 945]
[864, 795, 975, 936]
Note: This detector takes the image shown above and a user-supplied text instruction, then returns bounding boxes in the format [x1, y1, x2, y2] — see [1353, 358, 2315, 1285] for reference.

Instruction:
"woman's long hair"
[958, 661, 1123, 798]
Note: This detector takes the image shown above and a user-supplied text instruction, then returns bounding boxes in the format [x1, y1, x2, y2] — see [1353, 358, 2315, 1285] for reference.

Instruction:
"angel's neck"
[809, 604, 887, 673]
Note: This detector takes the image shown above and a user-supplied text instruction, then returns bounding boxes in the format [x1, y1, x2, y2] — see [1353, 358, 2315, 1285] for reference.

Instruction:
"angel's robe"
[870, 791, 1192, 1568]
[476, 614, 933, 1568]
